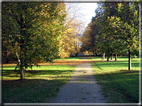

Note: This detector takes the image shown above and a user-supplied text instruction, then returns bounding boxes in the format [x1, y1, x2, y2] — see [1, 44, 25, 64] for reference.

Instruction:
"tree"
[80, 24, 91, 52]
[81, 1, 139, 70]
[58, 3, 84, 58]
[117, 2, 139, 70]
[94, 2, 122, 61]
[94, 2, 139, 65]
[2, 2, 66, 80]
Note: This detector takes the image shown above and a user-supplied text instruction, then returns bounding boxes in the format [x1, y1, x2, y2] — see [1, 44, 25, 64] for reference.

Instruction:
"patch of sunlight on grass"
[90, 59, 103, 61]
[28, 65, 75, 71]
[3, 77, 20, 80]
[37, 75, 50, 77]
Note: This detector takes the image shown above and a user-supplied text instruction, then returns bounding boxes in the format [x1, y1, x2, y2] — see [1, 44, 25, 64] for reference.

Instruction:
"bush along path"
[50, 63, 108, 103]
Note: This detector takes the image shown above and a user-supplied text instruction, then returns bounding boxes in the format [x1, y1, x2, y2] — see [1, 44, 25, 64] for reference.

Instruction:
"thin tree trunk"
[115, 53, 117, 61]
[107, 53, 110, 61]
[20, 61, 25, 80]
[16, 51, 25, 80]
[128, 49, 131, 71]
[15, 52, 20, 71]
[16, 52, 20, 63]
[20, 68, 25, 80]
[102, 53, 105, 60]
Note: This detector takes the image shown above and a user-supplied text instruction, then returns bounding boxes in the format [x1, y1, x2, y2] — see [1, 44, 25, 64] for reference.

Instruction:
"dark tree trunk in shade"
[20, 69, 24, 80]
[107, 53, 110, 61]
[128, 49, 131, 71]
[115, 53, 117, 61]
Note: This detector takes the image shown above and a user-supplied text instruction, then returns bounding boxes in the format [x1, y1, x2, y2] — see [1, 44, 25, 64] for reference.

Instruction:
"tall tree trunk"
[16, 52, 20, 63]
[17, 50, 25, 80]
[20, 61, 25, 80]
[115, 53, 117, 61]
[107, 53, 110, 61]
[20, 68, 25, 80]
[15, 52, 20, 71]
[111, 53, 113, 60]
[128, 49, 131, 71]
[102, 53, 105, 60]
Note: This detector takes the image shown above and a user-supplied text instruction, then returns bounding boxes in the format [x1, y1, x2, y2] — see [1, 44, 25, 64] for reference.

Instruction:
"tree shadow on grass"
[2, 69, 73, 78]
[2, 70, 20, 77]
[2, 69, 139, 103]
[2, 65, 77, 68]
[2, 79, 66, 103]
[95, 70, 139, 103]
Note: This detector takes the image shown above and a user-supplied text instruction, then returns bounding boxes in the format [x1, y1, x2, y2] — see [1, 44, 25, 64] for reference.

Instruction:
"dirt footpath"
[50, 63, 108, 103]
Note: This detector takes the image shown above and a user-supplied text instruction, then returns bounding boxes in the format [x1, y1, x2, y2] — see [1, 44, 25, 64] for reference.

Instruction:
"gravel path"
[50, 62, 108, 103]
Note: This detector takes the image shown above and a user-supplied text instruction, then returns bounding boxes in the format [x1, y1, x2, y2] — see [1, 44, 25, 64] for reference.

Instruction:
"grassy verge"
[90, 57, 139, 103]
[2, 65, 76, 103]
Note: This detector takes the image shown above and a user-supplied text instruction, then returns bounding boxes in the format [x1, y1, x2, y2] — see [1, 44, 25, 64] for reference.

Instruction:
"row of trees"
[2, 2, 83, 80]
[80, 2, 140, 70]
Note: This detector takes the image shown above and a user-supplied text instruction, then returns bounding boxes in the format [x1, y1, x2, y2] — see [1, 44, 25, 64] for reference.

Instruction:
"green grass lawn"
[90, 56, 140, 103]
[2, 56, 140, 103]
[55, 56, 83, 60]
[2, 65, 76, 103]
